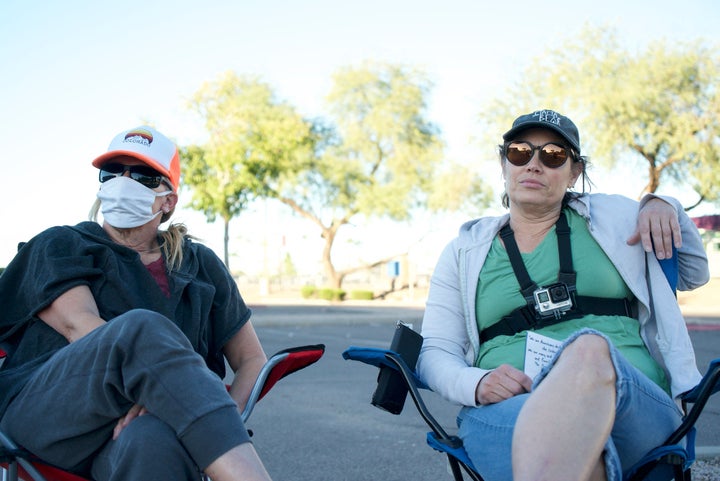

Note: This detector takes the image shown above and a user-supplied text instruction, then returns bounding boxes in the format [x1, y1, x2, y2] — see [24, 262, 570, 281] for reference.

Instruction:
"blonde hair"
[89, 198, 192, 271]
[159, 223, 191, 271]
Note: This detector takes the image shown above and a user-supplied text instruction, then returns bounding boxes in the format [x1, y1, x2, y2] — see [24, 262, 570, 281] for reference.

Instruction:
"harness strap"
[500, 213, 576, 304]
[555, 213, 576, 286]
[480, 211, 633, 344]
[479, 296, 634, 343]
[499, 224, 537, 300]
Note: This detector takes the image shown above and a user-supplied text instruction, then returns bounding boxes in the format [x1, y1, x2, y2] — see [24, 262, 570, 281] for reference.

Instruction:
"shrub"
[317, 288, 346, 301]
[349, 290, 374, 300]
[300, 285, 317, 299]
[301, 286, 346, 301]
[318, 288, 335, 301]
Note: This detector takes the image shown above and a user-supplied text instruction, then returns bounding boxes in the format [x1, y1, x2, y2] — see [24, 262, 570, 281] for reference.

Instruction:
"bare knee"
[558, 334, 616, 386]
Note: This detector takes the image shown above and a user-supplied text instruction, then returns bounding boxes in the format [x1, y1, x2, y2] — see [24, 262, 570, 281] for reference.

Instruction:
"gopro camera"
[533, 283, 573, 318]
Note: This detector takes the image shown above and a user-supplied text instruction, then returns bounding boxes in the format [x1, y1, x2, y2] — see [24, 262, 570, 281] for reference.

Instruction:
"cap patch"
[123, 129, 153, 147]
[532, 110, 562, 126]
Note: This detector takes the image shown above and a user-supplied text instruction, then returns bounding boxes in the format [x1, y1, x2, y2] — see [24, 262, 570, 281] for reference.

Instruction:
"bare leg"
[512, 334, 615, 481]
[204, 443, 273, 481]
[589, 457, 608, 481]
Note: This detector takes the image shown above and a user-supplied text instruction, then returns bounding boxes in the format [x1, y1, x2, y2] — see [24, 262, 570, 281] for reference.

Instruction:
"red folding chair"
[0, 344, 325, 481]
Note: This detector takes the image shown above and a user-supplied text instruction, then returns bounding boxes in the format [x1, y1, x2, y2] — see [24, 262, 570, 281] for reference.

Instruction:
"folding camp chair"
[343, 255, 720, 480]
[0, 344, 325, 481]
[344, 342, 720, 481]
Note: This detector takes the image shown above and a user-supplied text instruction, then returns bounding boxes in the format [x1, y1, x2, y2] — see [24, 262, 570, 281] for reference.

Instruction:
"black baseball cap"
[502, 109, 581, 153]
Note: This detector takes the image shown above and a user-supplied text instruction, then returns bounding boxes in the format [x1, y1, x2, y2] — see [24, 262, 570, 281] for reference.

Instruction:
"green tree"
[183, 71, 315, 268]
[185, 64, 491, 289]
[481, 26, 720, 207]
[265, 61, 490, 289]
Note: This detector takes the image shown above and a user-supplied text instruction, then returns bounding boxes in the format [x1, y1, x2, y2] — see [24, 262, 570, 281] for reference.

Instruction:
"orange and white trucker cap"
[91, 126, 181, 191]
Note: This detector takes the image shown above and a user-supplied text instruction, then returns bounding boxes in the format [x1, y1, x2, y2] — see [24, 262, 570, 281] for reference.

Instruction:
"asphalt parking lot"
[243, 303, 720, 481]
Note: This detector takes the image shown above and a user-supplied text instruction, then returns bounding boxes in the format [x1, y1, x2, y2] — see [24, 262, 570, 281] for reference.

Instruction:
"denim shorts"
[457, 329, 684, 481]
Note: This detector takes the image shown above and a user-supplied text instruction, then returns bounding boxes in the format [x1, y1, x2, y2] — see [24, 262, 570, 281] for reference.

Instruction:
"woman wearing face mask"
[0, 126, 274, 481]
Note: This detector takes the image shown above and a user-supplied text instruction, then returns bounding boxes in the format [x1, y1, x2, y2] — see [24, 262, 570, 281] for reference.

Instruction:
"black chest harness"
[479, 212, 635, 344]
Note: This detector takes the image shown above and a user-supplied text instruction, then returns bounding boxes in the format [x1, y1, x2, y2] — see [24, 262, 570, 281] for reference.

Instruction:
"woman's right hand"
[113, 404, 148, 440]
[475, 364, 533, 405]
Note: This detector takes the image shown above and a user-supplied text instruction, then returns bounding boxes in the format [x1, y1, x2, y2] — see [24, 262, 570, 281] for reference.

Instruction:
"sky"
[1, 0, 719, 278]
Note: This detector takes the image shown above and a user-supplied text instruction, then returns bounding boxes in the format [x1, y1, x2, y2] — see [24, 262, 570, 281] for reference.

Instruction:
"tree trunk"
[647, 164, 661, 194]
[640, 160, 661, 198]
[321, 227, 343, 289]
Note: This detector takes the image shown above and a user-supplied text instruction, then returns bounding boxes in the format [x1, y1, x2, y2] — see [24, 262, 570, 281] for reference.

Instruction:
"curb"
[696, 446, 720, 460]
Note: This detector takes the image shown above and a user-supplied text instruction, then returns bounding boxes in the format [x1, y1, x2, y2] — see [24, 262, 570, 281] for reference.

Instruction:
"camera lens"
[549, 285, 569, 302]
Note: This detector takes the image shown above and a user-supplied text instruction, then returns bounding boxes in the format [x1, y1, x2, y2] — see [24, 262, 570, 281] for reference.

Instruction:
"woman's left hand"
[627, 197, 682, 259]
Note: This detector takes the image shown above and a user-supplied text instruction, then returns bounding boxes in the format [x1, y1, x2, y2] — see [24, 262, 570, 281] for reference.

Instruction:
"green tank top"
[475, 209, 670, 394]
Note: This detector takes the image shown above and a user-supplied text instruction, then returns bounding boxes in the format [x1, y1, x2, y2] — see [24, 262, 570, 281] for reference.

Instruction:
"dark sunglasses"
[504, 141, 572, 169]
[99, 163, 169, 189]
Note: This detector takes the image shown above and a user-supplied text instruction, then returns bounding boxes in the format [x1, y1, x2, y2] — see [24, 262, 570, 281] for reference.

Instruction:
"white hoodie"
[417, 193, 709, 406]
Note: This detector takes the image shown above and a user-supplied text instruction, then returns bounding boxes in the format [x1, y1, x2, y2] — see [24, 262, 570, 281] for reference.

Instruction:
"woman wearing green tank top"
[417, 109, 709, 481]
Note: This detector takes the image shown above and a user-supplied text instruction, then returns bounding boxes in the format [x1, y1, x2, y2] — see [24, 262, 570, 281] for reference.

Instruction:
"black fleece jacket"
[0, 221, 250, 414]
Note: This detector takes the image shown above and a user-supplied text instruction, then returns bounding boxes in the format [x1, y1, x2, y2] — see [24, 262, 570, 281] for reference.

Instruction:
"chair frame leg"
[447, 455, 485, 481]
[448, 456, 464, 481]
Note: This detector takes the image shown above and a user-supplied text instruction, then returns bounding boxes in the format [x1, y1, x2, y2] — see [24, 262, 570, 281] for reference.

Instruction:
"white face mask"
[97, 176, 172, 228]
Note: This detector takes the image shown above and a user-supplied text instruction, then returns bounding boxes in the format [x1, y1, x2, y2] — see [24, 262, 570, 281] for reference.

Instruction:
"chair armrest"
[343, 347, 455, 443]
[666, 357, 720, 445]
[342, 346, 426, 388]
[0, 430, 48, 481]
[681, 358, 720, 404]
[240, 344, 325, 423]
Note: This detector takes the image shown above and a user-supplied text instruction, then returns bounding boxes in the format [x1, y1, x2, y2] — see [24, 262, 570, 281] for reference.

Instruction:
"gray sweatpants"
[0, 309, 251, 480]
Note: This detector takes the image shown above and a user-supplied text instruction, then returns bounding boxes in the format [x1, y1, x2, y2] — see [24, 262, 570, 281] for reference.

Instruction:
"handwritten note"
[524, 331, 564, 380]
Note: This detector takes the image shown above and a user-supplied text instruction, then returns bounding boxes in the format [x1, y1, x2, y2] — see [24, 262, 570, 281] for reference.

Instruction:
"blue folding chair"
[343, 250, 720, 480]
[343, 344, 720, 481]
